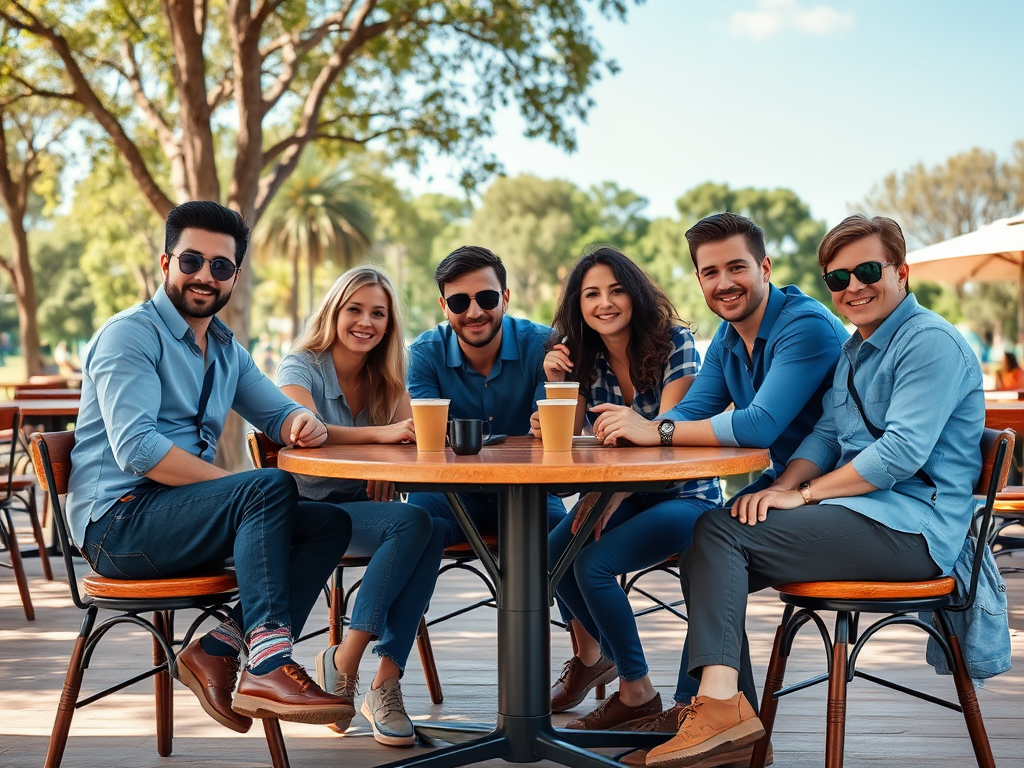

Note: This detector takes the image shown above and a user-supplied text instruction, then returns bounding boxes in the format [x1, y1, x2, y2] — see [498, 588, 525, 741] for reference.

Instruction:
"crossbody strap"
[846, 361, 935, 489]
[195, 359, 216, 434]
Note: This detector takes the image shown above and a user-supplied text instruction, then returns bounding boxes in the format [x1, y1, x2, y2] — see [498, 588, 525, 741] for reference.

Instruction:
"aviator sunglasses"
[822, 261, 894, 292]
[174, 252, 241, 282]
[444, 290, 501, 314]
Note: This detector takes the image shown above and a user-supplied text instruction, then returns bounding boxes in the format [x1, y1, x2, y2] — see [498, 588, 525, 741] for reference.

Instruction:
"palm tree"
[253, 151, 375, 338]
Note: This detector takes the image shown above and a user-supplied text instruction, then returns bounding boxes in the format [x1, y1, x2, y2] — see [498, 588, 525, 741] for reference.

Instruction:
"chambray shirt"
[67, 287, 306, 547]
[587, 325, 721, 505]
[407, 314, 550, 435]
[277, 348, 369, 501]
[791, 294, 984, 574]
[661, 285, 847, 483]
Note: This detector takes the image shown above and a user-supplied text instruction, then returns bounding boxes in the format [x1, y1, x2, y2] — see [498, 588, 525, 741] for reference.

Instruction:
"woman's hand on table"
[366, 479, 396, 502]
[529, 410, 542, 438]
[543, 344, 573, 382]
[590, 404, 659, 446]
[571, 491, 631, 540]
[376, 419, 416, 444]
[730, 486, 803, 526]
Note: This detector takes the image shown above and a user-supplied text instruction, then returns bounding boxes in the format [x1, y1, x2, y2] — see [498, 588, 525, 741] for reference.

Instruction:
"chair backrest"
[246, 430, 281, 470]
[956, 427, 1015, 612]
[0, 406, 20, 505]
[30, 431, 89, 609]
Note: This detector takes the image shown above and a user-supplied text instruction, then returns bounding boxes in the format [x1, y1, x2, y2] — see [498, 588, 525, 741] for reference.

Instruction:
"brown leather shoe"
[551, 655, 618, 712]
[619, 701, 687, 733]
[565, 691, 662, 730]
[618, 741, 773, 767]
[646, 693, 765, 767]
[231, 662, 356, 725]
[175, 639, 252, 733]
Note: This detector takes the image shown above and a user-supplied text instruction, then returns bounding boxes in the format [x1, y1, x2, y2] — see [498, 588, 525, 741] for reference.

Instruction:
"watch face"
[660, 421, 672, 435]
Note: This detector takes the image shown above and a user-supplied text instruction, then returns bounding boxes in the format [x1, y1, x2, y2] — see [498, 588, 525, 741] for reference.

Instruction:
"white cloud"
[728, 0, 855, 40]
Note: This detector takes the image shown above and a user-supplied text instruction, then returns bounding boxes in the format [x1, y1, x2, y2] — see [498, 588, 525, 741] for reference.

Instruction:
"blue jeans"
[82, 469, 351, 641]
[408, 491, 567, 548]
[337, 497, 446, 673]
[549, 492, 715, 682]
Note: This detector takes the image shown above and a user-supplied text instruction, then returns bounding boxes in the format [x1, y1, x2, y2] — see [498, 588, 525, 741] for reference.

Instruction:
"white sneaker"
[313, 645, 358, 733]
[360, 678, 415, 746]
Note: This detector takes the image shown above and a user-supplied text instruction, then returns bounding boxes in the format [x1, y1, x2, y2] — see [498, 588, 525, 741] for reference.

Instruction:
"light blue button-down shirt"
[791, 293, 984, 574]
[661, 285, 848, 482]
[67, 287, 306, 547]
[407, 314, 550, 436]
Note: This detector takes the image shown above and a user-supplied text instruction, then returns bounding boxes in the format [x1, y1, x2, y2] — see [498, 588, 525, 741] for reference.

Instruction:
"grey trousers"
[678, 504, 940, 692]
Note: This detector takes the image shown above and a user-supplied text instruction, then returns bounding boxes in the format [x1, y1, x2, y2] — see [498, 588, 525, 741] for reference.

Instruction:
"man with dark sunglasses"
[406, 245, 568, 547]
[68, 201, 354, 733]
[644, 215, 985, 767]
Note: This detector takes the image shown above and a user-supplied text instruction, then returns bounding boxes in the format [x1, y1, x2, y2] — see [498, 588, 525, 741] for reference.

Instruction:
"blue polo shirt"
[792, 294, 984, 573]
[407, 315, 551, 436]
[661, 285, 848, 482]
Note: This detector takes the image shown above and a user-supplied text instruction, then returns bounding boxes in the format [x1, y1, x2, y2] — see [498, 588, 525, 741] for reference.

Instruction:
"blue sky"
[399, 0, 1024, 228]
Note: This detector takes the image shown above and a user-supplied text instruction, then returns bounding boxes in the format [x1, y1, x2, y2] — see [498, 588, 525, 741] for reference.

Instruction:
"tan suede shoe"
[645, 693, 765, 767]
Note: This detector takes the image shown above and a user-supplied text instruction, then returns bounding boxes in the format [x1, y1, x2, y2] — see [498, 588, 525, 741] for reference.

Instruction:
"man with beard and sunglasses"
[406, 245, 568, 547]
[589, 212, 847, 767]
[68, 201, 354, 734]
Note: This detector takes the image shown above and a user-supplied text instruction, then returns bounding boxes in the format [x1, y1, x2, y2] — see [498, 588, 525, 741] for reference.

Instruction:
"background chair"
[246, 430, 498, 705]
[31, 431, 291, 768]
[987, 485, 1024, 574]
[752, 427, 1013, 768]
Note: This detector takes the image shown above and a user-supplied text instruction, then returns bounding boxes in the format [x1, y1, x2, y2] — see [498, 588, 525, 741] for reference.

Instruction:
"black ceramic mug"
[447, 418, 491, 455]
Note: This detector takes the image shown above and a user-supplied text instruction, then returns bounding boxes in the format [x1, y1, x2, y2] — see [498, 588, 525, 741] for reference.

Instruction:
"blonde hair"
[293, 266, 406, 426]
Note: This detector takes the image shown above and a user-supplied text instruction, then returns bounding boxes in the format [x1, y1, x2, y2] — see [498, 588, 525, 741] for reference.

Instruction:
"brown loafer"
[618, 741, 773, 767]
[551, 655, 618, 712]
[175, 639, 252, 733]
[565, 691, 662, 730]
[231, 662, 356, 725]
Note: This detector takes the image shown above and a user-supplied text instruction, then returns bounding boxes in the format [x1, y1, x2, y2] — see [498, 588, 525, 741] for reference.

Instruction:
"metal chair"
[752, 428, 1013, 768]
[246, 430, 499, 705]
[30, 431, 291, 768]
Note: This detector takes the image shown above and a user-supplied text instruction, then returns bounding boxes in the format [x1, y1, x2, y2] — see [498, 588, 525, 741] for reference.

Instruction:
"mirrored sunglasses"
[822, 261, 893, 292]
[444, 290, 501, 314]
[175, 252, 240, 282]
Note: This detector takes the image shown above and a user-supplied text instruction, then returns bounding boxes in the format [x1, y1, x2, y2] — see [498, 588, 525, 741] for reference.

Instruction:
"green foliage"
[30, 224, 95, 344]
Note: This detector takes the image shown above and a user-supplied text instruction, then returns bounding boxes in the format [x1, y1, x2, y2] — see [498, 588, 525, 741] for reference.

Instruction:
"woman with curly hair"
[536, 246, 722, 731]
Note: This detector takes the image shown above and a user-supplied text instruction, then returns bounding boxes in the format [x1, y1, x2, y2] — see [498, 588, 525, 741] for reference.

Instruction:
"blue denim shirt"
[407, 314, 550, 436]
[791, 294, 984, 574]
[661, 285, 848, 482]
[67, 287, 306, 547]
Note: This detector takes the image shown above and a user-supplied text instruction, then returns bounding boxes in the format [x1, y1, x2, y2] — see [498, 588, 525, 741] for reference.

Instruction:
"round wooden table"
[279, 436, 769, 768]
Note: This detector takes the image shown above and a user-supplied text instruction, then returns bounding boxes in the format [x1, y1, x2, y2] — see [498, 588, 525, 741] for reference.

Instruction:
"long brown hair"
[292, 266, 406, 426]
[550, 246, 684, 394]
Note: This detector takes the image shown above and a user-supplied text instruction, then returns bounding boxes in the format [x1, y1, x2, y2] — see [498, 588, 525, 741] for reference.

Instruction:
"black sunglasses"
[822, 261, 894, 292]
[444, 290, 501, 314]
[174, 252, 240, 282]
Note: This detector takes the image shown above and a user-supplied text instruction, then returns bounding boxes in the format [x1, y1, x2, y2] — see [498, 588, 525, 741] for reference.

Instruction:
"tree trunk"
[7, 224, 43, 378]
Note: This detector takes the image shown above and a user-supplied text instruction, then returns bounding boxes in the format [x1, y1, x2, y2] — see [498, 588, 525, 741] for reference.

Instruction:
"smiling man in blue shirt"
[71, 201, 353, 734]
[406, 246, 567, 546]
[644, 215, 984, 768]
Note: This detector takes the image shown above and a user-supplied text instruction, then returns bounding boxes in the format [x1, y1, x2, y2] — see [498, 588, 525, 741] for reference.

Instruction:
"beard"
[454, 315, 502, 349]
[165, 277, 232, 319]
[712, 283, 765, 324]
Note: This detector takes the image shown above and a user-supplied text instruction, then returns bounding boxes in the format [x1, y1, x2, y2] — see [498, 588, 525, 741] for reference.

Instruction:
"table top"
[278, 436, 770, 486]
[0, 398, 82, 417]
[14, 389, 82, 398]
[984, 390, 1024, 401]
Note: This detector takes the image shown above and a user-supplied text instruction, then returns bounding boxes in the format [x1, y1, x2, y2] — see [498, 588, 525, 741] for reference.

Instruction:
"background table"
[280, 436, 769, 768]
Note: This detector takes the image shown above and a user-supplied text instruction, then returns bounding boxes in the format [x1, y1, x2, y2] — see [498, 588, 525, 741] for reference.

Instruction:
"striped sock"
[203, 618, 244, 656]
[246, 624, 293, 672]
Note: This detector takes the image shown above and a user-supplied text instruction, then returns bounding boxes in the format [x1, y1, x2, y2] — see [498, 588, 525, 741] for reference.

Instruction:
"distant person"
[70, 200, 353, 732]
[54, 340, 80, 374]
[406, 245, 567, 544]
[277, 265, 441, 747]
[536, 246, 721, 730]
[0, 331, 9, 366]
[256, 332, 279, 375]
[997, 351, 1024, 390]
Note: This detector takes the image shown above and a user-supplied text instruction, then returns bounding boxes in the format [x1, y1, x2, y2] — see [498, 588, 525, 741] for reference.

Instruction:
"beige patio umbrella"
[907, 211, 1024, 342]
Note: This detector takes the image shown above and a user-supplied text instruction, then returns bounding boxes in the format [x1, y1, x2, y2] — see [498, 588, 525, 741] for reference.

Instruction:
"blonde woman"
[277, 266, 444, 747]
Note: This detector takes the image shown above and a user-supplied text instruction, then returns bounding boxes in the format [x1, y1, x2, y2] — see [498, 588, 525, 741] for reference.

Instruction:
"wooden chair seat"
[82, 569, 238, 600]
[776, 578, 956, 600]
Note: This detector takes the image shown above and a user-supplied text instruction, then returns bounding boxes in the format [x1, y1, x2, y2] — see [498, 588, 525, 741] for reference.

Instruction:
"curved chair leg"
[153, 610, 174, 757]
[947, 633, 995, 768]
[329, 565, 344, 647]
[416, 616, 444, 704]
[45, 609, 95, 768]
[753, 609, 792, 768]
[825, 612, 850, 768]
[263, 718, 291, 768]
[3, 509, 34, 620]
[25, 490, 53, 580]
